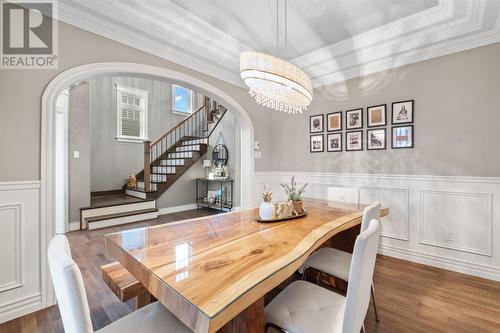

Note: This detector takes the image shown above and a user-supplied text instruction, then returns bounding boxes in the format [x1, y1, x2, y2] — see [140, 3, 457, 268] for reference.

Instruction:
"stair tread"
[86, 208, 158, 222]
[80, 196, 153, 211]
[126, 187, 157, 193]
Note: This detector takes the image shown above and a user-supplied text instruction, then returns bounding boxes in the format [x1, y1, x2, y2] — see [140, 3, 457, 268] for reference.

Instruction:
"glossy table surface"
[105, 199, 388, 333]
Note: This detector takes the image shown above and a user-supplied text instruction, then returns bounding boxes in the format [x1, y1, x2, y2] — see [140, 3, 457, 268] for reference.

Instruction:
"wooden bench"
[101, 261, 154, 309]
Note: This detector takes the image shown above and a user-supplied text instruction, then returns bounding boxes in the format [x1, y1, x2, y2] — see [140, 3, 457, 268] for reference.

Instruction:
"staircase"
[80, 97, 227, 230]
[125, 97, 227, 200]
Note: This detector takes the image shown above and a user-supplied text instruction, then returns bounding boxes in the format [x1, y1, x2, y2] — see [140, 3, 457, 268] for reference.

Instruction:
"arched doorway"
[40, 62, 255, 307]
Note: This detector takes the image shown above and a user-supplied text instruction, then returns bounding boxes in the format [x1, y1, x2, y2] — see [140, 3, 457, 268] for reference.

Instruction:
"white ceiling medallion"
[240, 0, 313, 114]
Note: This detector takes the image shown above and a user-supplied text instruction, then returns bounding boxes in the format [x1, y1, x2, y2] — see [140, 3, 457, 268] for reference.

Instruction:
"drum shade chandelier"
[240, 0, 313, 114]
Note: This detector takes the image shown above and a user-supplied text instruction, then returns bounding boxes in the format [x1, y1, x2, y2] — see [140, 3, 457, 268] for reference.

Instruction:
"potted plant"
[259, 186, 275, 220]
[280, 176, 308, 214]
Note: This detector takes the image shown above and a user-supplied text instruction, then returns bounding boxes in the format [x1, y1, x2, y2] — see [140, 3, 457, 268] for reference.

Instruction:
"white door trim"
[41, 62, 255, 308]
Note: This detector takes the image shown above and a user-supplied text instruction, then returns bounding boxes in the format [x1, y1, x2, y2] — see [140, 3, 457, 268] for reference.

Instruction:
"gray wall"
[68, 83, 91, 222]
[65, 74, 241, 211]
[270, 42, 500, 177]
[153, 111, 241, 208]
[0, 20, 273, 183]
[1, 19, 499, 188]
[89, 76, 204, 192]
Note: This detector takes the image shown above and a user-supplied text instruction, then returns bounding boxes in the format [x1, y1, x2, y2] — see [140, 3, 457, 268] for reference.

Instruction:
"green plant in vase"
[280, 176, 308, 214]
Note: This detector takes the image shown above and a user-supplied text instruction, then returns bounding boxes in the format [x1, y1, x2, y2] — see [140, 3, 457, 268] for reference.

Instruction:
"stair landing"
[80, 194, 157, 230]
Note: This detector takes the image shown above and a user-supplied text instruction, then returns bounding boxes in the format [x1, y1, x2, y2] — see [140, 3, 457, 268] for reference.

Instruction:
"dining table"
[104, 199, 389, 333]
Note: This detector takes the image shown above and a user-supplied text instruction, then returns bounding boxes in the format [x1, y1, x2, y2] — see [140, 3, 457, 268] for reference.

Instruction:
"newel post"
[144, 140, 151, 192]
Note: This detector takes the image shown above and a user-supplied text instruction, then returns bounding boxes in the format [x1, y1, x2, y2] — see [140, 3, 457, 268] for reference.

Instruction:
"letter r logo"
[2, 2, 53, 54]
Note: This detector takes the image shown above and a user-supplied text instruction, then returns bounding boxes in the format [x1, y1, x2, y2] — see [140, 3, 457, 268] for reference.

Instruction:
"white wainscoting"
[0, 181, 41, 323]
[255, 172, 500, 281]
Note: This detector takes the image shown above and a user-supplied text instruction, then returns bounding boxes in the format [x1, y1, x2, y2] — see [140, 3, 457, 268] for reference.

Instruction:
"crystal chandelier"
[239, 1, 313, 114]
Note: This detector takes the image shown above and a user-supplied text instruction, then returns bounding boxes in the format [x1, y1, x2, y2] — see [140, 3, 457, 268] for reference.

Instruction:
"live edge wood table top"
[105, 199, 389, 333]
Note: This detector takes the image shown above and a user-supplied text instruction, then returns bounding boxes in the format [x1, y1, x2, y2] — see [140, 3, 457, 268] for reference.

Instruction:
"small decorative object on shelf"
[127, 174, 137, 189]
[196, 178, 233, 212]
[280, 176, 308, 214]
[203, 160, 212, 178]
[259, 186, 275, 220]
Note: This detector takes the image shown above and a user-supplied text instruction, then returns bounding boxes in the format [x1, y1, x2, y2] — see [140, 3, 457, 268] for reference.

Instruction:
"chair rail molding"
[41, 62, 255, 310]
[0, 181, 41, 323]
[255, 171, 500, 281]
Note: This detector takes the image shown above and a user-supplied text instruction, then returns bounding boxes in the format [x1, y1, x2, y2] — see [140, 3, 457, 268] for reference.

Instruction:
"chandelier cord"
[276, 0, 288, 58]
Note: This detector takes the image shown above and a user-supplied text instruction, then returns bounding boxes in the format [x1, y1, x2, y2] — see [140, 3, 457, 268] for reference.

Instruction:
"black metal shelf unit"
[196, 178, 233, 212]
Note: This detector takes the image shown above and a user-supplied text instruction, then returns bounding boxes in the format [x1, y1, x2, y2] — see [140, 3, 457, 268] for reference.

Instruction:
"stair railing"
[142, 97, 222, 192]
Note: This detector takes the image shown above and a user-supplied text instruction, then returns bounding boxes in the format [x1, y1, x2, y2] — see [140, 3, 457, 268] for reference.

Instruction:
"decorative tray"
[256, 211, 307, 223]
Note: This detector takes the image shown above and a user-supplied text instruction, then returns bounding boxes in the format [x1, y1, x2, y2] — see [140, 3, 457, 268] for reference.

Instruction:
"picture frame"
[367, 104, 387, 127]
[310, 114, 324, 133]
[346, 108, 363, 130]
[346, 131, 363, 151]
[327, 112, 342, 132]
[367, 128, 386, 150]
[391, 125, 414, 149]
[310, 134, 324, 153]
[392, 100, 414, 124]
[327, 133, 342, 152]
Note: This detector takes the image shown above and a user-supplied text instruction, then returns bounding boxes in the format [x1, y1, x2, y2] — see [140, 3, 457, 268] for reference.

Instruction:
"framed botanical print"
[346, 108, 363, 130]
[327, 112, 342, 132]
[327, 133, 342, 152]
[392, 125, 414, 149]
[310, 114, 324, 133]
[367, 128, 386, 150]
[310, 134, 324, 152]
[367, 104, 387, 127]
[392, 100, 414, 124]
[346, 131, 363, 151]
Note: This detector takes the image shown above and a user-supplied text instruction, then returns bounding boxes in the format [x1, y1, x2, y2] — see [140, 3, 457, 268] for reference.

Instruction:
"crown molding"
[58, 0, 246, 88]
[58, 0, 500, 89]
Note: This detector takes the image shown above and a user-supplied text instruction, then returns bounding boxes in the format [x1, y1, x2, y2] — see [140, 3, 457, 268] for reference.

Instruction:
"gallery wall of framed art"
[308, 99, 415, 153]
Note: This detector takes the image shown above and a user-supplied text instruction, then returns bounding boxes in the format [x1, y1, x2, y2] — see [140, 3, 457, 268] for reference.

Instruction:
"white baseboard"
[68, 221, 80, 231]
[0, 293, 41, 324]
[158, 204, 242, 216]
[379, 244, 500, 282]
[158, 203, 198, 215]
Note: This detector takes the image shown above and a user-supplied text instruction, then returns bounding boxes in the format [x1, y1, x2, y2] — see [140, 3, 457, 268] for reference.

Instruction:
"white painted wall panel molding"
[419, 190, 492, 257]
[255, 171, 500, 281]
[359, 187, 410, 241]
[0, 181, 41, 323]
[0, 203, 23, 293]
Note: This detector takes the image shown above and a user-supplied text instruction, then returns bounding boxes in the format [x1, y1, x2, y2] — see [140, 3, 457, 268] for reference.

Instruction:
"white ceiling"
[58, 0, 500, 88]
[171, 0, 438, 58]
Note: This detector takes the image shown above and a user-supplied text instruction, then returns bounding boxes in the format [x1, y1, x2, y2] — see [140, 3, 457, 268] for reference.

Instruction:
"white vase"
[259, 202, 275, 220]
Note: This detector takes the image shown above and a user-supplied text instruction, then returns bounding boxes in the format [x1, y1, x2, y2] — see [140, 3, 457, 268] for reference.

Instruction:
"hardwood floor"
[2, 209, 500, 332]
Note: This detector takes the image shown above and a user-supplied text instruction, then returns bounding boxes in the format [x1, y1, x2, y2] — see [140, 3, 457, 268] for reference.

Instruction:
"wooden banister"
[151, 102, 207, 146]
[143, 140, 151, 192]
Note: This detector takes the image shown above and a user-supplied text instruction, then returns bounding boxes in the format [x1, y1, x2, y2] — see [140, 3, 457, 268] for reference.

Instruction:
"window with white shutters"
[116, 85, 148, 143]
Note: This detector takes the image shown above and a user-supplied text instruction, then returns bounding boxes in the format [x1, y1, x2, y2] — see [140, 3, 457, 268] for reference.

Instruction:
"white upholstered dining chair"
[265, 219, 381, 333]
[47, 234, 192, 333]
[298, 201, 382, 322]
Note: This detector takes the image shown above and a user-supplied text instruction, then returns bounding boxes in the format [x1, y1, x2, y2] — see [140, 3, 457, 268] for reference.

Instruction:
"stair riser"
[182, 139, 207, 146]
[126, 189, 148, 199]
[158, 159, 184, 166]
[176, 145, 200, 152]
[152, 166, 176, 174]
[151, 175, 168, 183]
[168, 152, 193, 159]
[88, 211, 158, 230]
